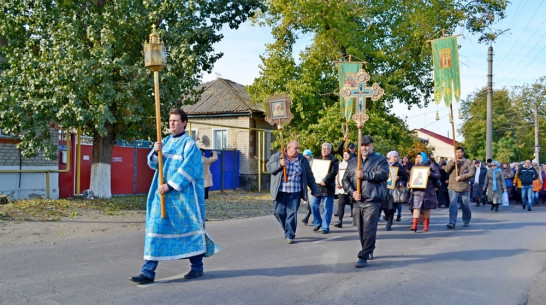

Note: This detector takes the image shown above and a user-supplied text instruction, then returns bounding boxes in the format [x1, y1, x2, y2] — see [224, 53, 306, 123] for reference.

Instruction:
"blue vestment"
[143, 133, 220, 261]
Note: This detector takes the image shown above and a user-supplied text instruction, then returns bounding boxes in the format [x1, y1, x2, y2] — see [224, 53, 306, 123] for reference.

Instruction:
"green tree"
[0, 0, 262, 198]
[512, 76, 546, 162]
[459, 86, 540, 163]
[248, 0, 507, 154]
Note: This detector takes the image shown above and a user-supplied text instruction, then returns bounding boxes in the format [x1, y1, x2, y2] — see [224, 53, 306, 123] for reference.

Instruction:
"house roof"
[182, 78, 263, 115]
[414, 128, 457, 145]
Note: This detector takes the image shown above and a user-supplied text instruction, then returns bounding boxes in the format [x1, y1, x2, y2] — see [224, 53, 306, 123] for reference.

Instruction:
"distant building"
[183, 78, 274, 191]
[414, 128, 458, 162]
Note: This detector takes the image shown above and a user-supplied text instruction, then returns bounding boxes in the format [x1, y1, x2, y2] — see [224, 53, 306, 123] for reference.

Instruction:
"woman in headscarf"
[381, 150, 406, 231]
[483, 160, 507, 212]
[408, 152, 440, 232]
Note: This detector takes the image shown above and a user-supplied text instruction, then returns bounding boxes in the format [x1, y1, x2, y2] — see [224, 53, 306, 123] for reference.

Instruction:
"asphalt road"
[1, 203, 545, 305]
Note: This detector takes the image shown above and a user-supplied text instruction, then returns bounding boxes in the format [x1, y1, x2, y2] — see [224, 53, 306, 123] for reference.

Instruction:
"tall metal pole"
[534, 101, 540, 164]
[486, 46, 493, 161]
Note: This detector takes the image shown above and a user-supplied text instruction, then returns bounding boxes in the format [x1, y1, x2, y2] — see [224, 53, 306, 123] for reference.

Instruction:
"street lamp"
[144, 24, 167, 218]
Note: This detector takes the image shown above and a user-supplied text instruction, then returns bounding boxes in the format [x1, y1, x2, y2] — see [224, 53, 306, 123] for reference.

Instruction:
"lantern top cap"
[148, 24, 162, 44]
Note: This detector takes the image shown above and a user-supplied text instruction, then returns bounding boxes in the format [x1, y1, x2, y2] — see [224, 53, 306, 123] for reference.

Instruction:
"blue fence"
[205, 150, 240, 191]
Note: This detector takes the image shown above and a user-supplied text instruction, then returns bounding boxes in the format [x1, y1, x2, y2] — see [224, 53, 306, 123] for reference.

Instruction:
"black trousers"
[354, 204, 380, 260]
[336, 194, 352, 221]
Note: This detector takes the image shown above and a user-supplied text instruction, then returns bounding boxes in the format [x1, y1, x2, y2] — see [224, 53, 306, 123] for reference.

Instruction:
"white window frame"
[212, 128, 228, 150]
[190, 129, 198, 141]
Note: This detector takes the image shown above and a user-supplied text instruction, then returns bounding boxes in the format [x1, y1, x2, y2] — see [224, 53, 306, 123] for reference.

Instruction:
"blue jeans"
[311, 195, 334, 232]
[448, 190, 471, 226]
[273, 192, 301, 239]
[141, 254, 204, 279]
[521, 185, 533, 209]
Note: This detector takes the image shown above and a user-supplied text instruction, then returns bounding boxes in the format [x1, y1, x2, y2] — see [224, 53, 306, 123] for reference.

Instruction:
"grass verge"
[0, 191, 273, 222]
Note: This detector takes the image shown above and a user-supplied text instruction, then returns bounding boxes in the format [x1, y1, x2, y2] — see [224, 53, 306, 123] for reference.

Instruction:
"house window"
[212, 129, 228, 150]
[190, 129, 198, 140]
[254, 130, 272, 160]
[264, 131, 272, 159]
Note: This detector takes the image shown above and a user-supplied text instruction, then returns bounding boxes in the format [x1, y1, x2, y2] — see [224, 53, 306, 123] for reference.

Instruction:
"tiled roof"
[415, 128, 457, 145]
[182, 78, 263, 115]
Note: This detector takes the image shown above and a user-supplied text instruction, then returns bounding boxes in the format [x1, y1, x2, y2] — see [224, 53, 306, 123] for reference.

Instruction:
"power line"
[495, 0, 544, 70]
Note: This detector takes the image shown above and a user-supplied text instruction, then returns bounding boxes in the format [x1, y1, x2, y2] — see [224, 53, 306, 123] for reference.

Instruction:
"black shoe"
[446, 223, 455, 229]
[522, 204, 526, 209]
[395, 215, 401, 222]
[528, 207, 532, 211]
[130, 274, 154, 284]
[491, 205, 494, 211]
[355, 258, 368, 268]
[333, 222, 342, 228]
[313, 226, 320, 231]
[301, 218, 308, 225]
[322, 230, 329, 234]
[184, 270, 204, 279]
[334, 213, 338, 216]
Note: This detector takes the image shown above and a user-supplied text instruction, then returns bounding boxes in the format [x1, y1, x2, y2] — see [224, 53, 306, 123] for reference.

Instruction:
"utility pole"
[534, 101, 540, 164]
[486, 46, 493, 161]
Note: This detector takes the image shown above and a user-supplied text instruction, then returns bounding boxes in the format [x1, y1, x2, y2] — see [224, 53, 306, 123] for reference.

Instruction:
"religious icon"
[311, 159, 332, 184]
[387, 166, 399, 190]
[270, 99, 288, 120]
[409, 166, 430, 189]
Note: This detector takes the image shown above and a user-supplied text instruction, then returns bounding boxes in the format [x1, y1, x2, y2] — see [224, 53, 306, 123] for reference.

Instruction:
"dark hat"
[348, 143, 356, 149]
[361, 135, 373, 145]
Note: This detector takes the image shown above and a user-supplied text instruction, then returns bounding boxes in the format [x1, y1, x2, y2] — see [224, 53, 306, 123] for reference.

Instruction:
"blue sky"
[202, 1, 545, 140]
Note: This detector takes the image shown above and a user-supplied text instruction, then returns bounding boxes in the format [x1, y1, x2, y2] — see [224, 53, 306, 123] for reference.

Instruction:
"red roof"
[414, 128, 457, 145]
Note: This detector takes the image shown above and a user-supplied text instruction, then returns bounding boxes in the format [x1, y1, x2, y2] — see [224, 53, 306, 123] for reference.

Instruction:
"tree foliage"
[460, 77, 546, 162]
[0, 0, 262, 197]
[248, 0, 507, 155]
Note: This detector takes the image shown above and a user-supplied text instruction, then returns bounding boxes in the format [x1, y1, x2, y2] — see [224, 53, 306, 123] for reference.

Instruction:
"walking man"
[310, 143, 339, 234]
[518, 160, 538, 211]
[131, 108, 220, 284]
[267, 140, 319, 244]
[445, 146, 475, 229]
[343, 135, 389, 268]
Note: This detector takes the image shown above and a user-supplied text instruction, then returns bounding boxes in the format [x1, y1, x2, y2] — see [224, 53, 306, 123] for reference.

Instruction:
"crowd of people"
[267, 135, 546, 269]
[131, 109, 546, 281]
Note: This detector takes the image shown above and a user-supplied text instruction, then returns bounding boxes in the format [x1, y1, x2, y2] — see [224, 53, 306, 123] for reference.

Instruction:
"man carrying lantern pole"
[340, 68, 389, 268]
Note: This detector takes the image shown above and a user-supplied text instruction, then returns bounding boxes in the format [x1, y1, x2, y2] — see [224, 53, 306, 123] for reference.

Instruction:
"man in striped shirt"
[267, 140, 319, 244]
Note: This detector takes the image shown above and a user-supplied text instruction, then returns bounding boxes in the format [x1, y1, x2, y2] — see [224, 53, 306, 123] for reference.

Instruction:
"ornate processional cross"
[340, 69, 384, 128]
[339, 68, 384, 194]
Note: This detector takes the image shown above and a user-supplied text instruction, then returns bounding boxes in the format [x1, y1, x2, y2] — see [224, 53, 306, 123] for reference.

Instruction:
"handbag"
[502, 191, 510, 206]
[393, 187, 410, 203]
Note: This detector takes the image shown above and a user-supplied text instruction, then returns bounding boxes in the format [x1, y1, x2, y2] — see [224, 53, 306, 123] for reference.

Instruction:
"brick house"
[183, 78, 274, 191]
[0, 127, 61, 199]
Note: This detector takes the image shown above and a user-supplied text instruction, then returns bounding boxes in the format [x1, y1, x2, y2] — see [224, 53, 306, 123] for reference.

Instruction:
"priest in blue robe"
[131, 108, 220, 284]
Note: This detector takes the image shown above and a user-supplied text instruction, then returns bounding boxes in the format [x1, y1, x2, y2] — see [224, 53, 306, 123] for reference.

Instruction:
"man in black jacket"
[518, 159, 538, 211]
[343, 135, 389, 268]
[310, 143, 339, 234]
